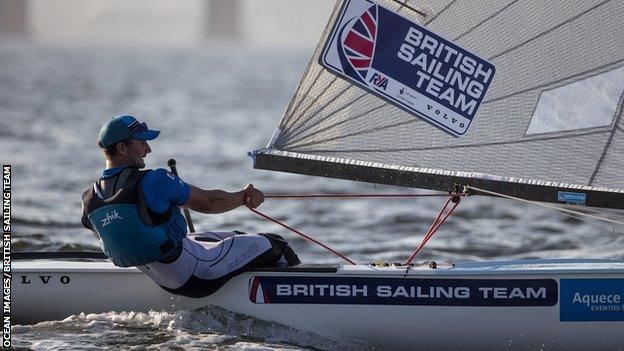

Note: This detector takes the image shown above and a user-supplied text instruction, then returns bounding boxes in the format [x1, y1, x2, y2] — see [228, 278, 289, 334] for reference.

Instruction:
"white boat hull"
[13, 258, 624, 350]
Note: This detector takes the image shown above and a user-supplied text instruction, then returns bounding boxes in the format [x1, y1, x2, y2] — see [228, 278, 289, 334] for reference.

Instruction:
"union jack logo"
[249, 276, 270, 303]
[341, 5, 378, 81]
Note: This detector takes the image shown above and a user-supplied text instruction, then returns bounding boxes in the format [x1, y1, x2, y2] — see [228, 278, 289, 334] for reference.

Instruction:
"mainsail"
[253, 0, 624, 216]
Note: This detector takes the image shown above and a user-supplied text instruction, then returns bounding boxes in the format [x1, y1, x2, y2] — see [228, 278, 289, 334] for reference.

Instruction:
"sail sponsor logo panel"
[320, 0, 495, 137]
[250, 276, 557, 306]
[560, 279, 624, 321]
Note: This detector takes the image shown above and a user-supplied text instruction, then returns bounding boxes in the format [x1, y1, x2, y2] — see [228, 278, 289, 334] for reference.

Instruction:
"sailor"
[81, 115, 300, 298]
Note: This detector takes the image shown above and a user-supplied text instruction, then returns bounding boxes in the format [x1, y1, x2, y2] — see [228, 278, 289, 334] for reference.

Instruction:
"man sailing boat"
[81, 115, 300, 297]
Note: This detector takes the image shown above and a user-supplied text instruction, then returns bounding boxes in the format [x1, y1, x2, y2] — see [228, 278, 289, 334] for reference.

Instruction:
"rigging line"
[284, 90, 368, 145]
[284, 112, 415, 150]
[409, 201, 458, 262]
[452, 0, 519, 43]
[284, 84, 356, 142]
[617, 126, 624, 134]
[589, 91, 624, 185]
[561, 205, 624, 223]
[465, 185, 624, 226]
[404, 216, 448, 265]
[488, 0, 611, 61]
[553, 210, 618, 228]
[265, 193, 462, 199]
[248, 207, 356, 265]
[280, 76, 340, 137]
[424, 0, 458, 26]
[287, 125, 609, 154]
[483, 59, 624, 105]
[390, 0, 428, 18]
[403, 195, 461, 265]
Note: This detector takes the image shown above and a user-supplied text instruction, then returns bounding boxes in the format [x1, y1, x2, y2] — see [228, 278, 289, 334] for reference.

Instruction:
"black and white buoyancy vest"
[81, 167, 187, 267]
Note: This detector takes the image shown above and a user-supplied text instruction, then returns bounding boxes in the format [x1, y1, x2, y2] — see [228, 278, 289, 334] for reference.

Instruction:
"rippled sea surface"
[2, 42, 623, 350]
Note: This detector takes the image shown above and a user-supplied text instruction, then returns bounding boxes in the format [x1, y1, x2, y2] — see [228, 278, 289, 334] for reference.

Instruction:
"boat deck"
[13, 258, 624, 275]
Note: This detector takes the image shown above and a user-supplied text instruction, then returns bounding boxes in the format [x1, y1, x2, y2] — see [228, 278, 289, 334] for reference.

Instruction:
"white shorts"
[137, 231, 299, 297]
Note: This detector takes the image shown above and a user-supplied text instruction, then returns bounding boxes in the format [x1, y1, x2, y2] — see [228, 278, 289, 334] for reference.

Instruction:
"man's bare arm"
[185, 184, 264, 214]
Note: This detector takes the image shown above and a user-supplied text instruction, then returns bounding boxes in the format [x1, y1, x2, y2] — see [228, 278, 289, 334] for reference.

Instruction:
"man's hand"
[243, 184, 265, 209]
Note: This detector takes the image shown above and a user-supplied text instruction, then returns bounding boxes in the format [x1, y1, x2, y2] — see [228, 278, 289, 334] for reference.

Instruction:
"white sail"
[254, 0, 624, 211]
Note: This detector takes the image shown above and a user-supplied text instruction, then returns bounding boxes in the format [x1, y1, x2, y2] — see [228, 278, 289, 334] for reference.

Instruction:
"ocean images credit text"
[2, 165, 11, 349]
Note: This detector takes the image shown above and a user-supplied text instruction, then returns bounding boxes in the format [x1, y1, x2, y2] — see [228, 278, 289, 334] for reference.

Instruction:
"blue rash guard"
[103, 167, 191, 214]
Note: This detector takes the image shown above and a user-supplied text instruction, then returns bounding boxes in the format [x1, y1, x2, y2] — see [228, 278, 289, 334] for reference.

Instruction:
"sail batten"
[257, 0, 624, 211]
[287, 127, 613, 154]
[590, 92, 624, 185]
[484, 59, 624, 106]
[441, 0, 519, 43]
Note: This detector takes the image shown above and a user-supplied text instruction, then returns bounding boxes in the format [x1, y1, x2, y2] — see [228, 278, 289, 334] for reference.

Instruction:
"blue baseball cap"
[98, 115, 160, 148]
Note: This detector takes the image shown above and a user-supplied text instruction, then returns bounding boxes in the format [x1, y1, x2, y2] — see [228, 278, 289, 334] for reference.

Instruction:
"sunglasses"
[127, 121, 148, 135]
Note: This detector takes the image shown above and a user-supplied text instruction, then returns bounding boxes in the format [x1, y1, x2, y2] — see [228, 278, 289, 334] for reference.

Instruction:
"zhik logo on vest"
[101, 210, 123, 227]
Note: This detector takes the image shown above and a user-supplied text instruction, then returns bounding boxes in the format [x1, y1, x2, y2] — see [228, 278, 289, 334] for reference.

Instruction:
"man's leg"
[143, 233, 299, 298]
[192, 231, 239, 242]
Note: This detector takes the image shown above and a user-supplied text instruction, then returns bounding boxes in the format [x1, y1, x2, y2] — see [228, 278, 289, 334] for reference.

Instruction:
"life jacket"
[81, 167, 187, 267]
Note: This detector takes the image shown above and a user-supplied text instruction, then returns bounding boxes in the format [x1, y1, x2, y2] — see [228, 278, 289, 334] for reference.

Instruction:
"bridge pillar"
[205, 0, 241, 40]
[0, 0, 28, 36]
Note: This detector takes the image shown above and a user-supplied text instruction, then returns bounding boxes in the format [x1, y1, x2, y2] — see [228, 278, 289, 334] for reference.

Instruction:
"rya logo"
[369, 73, 388, 90]
[101, 210, 123, 227]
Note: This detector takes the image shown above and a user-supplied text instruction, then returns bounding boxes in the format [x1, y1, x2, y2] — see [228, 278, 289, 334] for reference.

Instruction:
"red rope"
[248, 207, 357, 265]
[248, 192, 464, 266]
[403, 195, 461, 266]
[267, 193, 465, 199]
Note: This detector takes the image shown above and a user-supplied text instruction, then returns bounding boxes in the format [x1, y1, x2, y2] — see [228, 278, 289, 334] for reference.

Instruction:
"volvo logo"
[20, 275, 70, 284]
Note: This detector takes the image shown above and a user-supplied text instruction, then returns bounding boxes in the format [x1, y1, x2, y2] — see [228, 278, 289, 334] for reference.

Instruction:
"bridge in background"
[0, 0, 240, 39]
[0, 0, 28, 36]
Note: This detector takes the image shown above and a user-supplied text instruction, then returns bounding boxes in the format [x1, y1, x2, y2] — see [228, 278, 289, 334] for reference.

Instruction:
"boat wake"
[12, 307, 359, 351]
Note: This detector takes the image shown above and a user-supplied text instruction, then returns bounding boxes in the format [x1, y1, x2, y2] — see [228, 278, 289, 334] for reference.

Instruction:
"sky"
[20, 0, 336, 47]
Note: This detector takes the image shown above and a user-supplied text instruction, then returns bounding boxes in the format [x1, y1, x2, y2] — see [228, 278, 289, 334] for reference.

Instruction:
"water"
[2, 42, 623, 350]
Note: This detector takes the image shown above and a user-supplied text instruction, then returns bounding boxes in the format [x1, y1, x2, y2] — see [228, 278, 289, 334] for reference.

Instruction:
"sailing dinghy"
[14, 0, 624, 349]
